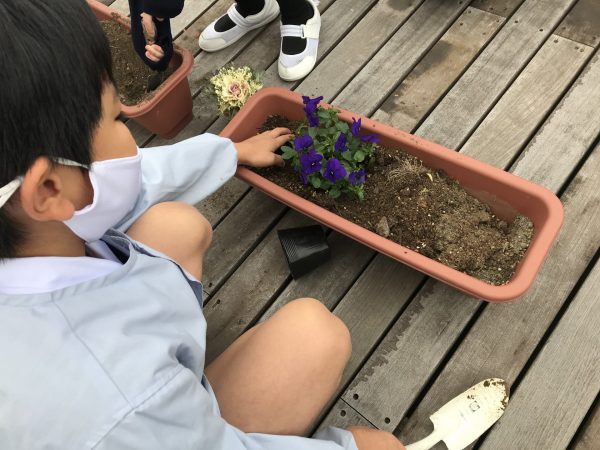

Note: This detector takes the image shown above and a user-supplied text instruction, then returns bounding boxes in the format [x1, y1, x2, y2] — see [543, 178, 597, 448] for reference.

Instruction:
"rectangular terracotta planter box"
[220, 87, 564, 302]
[88, 0, 194, 138]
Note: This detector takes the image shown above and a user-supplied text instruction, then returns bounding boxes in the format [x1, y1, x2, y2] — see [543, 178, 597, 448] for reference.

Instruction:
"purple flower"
[361, 133, 380, 144]
[323, 158, 347, 183]
[351, 117, 362, 137]
[348, 169, 367, 186]
[303, 95, 323, 128]
[294, 134, 313, 151]
[307, 113, 320, 128]
[299, 149, 323, 176]
[334, 132, 348, 152]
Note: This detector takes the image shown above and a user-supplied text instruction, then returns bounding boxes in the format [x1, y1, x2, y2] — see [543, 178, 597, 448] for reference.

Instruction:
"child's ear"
[19, 157, 76, 222]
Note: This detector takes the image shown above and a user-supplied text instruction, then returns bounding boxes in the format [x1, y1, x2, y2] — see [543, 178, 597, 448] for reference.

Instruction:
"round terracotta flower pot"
[220, 87, 564, 303]
[88, 0, 193, 139]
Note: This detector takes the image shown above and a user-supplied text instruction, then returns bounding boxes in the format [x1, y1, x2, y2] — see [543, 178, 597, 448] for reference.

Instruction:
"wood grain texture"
[372, 7, 505, 132]
[397, 144, 600, 447]
[293, 0, 424, 101]
[511, 52, 600, 192]
[481, 259, 600, 449]
[195, 178, 250, 227]
[343, 282, 481, 431]
[415, 0, 579, 149]
[202, 189, 286, 295]
[204, 210, 316, 363]
[470, 0, 525, 17]
[572, 400, 600, 450]
[331, 0, 471, 115]
[317, 399, 374, 432]
[342, 36, 599, 432]
[461, 35, 594, 169]
[555, 0, 600, 47]
[259, 232, 374, 322]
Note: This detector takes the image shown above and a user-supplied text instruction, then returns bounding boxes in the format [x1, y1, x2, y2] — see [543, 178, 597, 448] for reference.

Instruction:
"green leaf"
[308, 127, 317, 138]
[317, 109, 330, 120]
[282, 151, 295, 160]
[342, 151, 354, 161]
[335, 122, 350, 133]
[354, 150, 366, 162]
[328, 187, 341, 199]
[281, 145, 294, 153]
[310, 175, 322, 189]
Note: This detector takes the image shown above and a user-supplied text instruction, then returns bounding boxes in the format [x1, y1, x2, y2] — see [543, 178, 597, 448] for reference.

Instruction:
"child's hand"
[235, 128, 292, 168]
[145, 44, 165, 62]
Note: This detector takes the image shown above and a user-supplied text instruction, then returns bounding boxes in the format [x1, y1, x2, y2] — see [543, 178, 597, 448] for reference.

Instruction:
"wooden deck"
[105, 0, 599, 448]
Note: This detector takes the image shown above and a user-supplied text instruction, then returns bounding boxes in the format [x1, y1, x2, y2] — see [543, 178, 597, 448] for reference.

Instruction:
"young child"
[0, 1, 404, 449]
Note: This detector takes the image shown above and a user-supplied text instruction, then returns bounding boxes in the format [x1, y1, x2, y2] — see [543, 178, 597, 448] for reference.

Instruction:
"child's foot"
[199, 0, 280, 52]
[278, 0, 320, 81]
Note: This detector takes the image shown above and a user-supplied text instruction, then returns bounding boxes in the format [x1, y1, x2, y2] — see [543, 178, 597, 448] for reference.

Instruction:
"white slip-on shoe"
[277, 0, 321, 81]
[199, 0, 280, 52]
[405, 379, 509, 450]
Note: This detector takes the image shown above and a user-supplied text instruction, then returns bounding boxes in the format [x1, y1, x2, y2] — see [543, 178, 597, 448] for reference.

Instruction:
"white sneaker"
[199, 0, 280, 52]
[278, 0, 321, 81]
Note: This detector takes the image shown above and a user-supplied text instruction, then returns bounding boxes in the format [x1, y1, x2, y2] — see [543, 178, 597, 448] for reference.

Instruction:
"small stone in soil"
[376, 217, 390, 238]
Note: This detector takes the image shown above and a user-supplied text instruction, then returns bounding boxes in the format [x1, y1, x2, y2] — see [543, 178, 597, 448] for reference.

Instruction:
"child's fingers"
[272, 153, 285, 167]
[145, 51, 160, 62]
[145, 44, 164, 61]
[273, 133, 293, 149]
[268, 127, 292, 137]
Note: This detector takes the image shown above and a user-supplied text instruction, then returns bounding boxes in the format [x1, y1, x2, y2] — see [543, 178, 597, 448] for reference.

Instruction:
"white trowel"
[405, 378, 509, 450]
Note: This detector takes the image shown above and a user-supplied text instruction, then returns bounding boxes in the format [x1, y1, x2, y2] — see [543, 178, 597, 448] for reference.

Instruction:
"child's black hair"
[0, 0, 114, 258]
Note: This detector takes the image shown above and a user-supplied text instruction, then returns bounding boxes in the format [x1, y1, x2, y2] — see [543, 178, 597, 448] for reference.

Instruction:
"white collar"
[0, 241, 122, 295]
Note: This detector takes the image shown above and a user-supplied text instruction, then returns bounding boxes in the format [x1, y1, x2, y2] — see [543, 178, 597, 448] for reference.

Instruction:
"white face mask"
[0, 149, 142, 243]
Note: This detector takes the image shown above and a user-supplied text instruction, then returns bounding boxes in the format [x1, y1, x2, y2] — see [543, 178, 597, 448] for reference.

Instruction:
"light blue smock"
[0, 134, 359, 450]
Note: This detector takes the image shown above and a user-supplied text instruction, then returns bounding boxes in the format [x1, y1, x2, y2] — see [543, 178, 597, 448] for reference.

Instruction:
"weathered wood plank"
[283, 0, 425, 99]
[318, 399, 374, 432]
[331, 258, 425, 392]
[372, 7, 505, 132]
[470, 0, 525, 17]
[325, 31, 598, 432]
[195, 178, 250, 227]
[556, 0, 600, 47]
[340, 282, 481, 432]
[204, 210, 316, 363]
[414, 0, 579, 149]
[481, 260, 600, 449]
[202, 189, 286, 295]
[396, 144, 600, 446]
[572, 400, 600, 450]
[461, 35, 594, 168]
[110, 0, 214, 38]
[107, 0, 129, 15]
[259, 232, 374, 322]
[511, 52, 600, 193]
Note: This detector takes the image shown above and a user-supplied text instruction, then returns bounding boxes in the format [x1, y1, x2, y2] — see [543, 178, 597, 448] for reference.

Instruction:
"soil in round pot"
[101, 19, 174, 106]
[254, 116, 534, 286]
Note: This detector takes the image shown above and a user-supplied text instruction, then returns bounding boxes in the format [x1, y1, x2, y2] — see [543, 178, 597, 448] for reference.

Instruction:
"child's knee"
[282, 298, 352, 362]
[129, 202, 213, 259]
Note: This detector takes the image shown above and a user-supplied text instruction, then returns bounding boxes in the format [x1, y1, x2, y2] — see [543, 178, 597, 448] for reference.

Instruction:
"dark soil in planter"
[101, 19, 174, 106]
[254, 116, 534, 285]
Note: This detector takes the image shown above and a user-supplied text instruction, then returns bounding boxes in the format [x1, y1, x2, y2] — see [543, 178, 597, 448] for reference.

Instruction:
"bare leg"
[349, 427, 406, 450]
[126, 202, 212, 280]
[205, 298, 351, 435]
